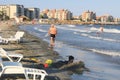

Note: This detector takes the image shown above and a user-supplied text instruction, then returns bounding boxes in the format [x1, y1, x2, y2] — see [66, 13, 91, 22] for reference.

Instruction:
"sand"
[0, 21, 71, 80]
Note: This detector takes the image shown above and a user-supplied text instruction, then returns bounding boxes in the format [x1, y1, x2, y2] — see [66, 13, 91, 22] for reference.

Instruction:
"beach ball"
[44, 63, 49, 68]
[45, 59, 53, 65]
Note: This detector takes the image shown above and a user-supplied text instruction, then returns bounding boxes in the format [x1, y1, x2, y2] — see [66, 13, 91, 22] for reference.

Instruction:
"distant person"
[96, 25, 104, 37]
[67, 55, 74, 64]
[48, 24, 57, 47]
[51, 55, 75, 68]
[100, 26, 103, 32]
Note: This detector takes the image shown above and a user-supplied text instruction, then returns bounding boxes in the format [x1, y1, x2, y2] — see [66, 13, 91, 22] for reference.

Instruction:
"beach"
[1, 22, 120, 80]
[20, 24, 120, 80]
[0, 22, 73, 80]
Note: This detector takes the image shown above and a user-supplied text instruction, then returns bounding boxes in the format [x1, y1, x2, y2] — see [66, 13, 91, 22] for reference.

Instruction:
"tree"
[40, 14, 44, 18]
[0, 11, 4, 20]
[0, 11, 9, 20]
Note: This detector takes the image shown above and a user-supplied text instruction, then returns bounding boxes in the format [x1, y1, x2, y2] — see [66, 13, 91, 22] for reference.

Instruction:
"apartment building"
[41, 9, 73, 20]
[28, 8, 40, 20]
[82, 10, 96, 22]
[0, 4, 40, 20]
[100, 14, 114, 22]
[0, 4, 24, 19]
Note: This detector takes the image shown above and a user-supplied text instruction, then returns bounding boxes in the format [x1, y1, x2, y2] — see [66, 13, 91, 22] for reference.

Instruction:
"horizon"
[0, 0, 120, 18]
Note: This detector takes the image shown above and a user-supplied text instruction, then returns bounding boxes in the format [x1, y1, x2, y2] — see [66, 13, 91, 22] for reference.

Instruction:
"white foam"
[104, 28, 120, 33]
[90, 27, 120, 34]
[67, 25, 76, 27]
[90, 49, 120, 56]
[38, 29, 47, 32]
[34, 27, 47, 32]
[80, 33, 120, 42]
[90, 27, 98, 31]
[56, 26, 90, 33]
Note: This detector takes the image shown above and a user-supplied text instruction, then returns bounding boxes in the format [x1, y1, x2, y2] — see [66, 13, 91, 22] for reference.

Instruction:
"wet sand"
[0, 22, 71, 80]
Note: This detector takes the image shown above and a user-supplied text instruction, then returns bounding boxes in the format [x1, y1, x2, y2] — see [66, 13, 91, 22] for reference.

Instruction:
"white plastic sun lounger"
[0, 31, 24, 44]
[0, 36, 8, 44]
[7, 31, 25, 43]
[0, 48, 23, 62]
[0, 57, 48, 80]
[0, 60, 29, 80]
[25, 68, 48, 80]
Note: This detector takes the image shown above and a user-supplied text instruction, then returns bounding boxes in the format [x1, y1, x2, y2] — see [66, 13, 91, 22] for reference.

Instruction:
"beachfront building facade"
[41, 9, 73, 20]
[24, 8, 30, 19]
[40, 9, 49, 19]
[9, 4, 24, 19]
[114, 18, 120, 22]
[0, 4, 24, 19]
[100, 14, 114, 22]
[81, 10, 96, 22]
[0, 4, 40, 20]
[27, 8, 40, 20]
[0, 5, 9, 20]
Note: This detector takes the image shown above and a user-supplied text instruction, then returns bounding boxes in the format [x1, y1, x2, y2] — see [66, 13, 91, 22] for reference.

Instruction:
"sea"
[19, 24, 120, 80]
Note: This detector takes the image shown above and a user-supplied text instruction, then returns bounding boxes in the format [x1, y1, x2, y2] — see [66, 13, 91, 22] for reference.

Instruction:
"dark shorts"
[50, 34, 56, 38]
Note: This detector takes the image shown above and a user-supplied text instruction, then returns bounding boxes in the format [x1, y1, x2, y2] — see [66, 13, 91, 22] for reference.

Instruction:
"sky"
[0, 0, 120, 18]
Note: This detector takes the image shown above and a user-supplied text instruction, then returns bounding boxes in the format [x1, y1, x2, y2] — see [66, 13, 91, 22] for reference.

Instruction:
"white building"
[0, 4, 40, 20]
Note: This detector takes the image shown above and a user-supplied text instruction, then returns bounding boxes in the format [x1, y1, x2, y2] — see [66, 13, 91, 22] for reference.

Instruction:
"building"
[100, 14, 114, 22]
[24, 8, 30, 19]
[0, 5, 9, 20]
[81, 10, 96, 22]
[41, 9, 73, 20]
[0, 4, 24, 19]
[28, 8, 40, 20]
[114, 18, 120, 22]
[0, 4, 40, 20]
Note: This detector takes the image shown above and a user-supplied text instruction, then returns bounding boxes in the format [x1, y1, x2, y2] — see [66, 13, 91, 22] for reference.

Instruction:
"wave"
[73, 32, 120, 42]
[57, 25, 120, 34]
[56, 39, 120, 57]
[67, 25, 76, 27]
[57, 26, 91, 33]
[104, 28, 120, 33]
[90, 27, 120, 34]
[90, 49, 120, 56]
[90, 27, 98, 31]
[34, 27, 47, 32]
[81, 33, 120, 42]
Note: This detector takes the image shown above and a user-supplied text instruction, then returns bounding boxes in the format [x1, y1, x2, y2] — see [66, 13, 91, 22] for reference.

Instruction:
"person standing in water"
[48, 24, 57, 47]
[96, 25, 104, 37]
[100, 26, 104, 32]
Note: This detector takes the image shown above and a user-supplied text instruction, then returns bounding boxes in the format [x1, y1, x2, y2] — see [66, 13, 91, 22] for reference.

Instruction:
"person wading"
[48, 24, 57, 47]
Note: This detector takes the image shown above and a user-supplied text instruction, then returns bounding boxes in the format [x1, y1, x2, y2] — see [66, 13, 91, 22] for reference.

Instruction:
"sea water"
[20, 24, 120, 80]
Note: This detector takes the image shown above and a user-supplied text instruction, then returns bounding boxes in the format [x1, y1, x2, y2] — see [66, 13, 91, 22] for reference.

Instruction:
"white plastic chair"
[0, 57, 48, 80]
[0, 48, 23, 62]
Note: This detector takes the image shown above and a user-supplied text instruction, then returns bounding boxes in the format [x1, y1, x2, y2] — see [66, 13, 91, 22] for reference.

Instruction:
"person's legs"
[52, 37, 55, 46]
[50, 37, 53, 47]
[50, 34, 56, 47]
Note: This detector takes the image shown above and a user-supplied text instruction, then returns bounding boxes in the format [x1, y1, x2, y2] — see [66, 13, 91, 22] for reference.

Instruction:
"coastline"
[0, 22, 72, 80]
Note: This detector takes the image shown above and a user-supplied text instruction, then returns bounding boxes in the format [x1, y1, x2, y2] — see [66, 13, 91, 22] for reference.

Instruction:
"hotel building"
[81, 10, 96, 22]
[41, 9, 73, 20]
[27, 8, 40, 20]
[0, 4, 24, 19]
[100, 14, 114, 22]
[0, 4, 40, 20]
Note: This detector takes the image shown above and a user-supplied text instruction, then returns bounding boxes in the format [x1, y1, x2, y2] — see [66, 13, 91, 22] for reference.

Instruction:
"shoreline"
[0, 22, 72, 80]
[0, 22, 87, 80]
